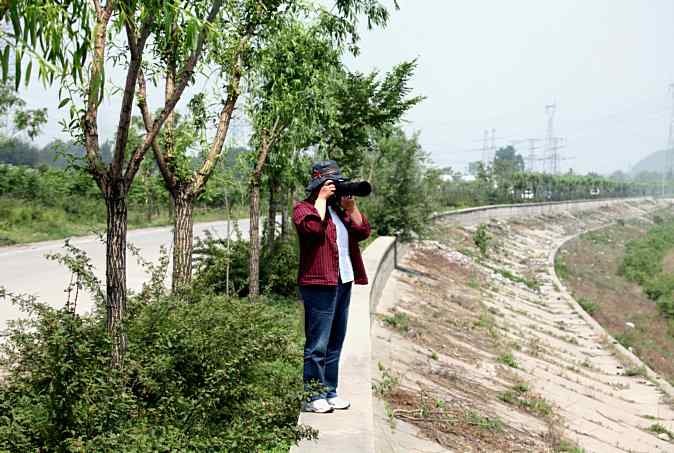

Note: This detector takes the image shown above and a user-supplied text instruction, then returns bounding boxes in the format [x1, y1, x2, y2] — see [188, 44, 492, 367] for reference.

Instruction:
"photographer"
[292, 160, 371, 414]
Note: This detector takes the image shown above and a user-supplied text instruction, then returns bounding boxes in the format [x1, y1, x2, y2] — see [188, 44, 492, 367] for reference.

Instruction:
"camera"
[333, 180, 372, 198]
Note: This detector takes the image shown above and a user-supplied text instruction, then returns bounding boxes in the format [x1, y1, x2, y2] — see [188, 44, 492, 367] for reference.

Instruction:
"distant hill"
[631, 149, 670, 175]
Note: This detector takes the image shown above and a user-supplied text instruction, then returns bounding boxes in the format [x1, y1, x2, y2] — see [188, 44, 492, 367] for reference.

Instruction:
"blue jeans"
[299, 282, 352, 400]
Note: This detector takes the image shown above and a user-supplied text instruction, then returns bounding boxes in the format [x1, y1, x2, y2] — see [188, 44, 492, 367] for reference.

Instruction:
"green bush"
[0, 290, 313, 451]
[193, 231, 300, 297]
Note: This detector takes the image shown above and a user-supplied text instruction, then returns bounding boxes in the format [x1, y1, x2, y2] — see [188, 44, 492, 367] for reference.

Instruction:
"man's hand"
[317, 181, 336, 200]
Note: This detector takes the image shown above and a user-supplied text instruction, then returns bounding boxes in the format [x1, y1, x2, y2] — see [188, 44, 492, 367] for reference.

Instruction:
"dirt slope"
[373, 200, 674, 453]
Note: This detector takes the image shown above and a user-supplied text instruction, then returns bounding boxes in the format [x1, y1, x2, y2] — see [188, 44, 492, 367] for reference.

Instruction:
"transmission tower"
[481, 129, 489, 164]
[490, 128, 496, 163]
[664, 83, 674, 196]
[524, 138, 540, 172]
[544, 104, 556, 174]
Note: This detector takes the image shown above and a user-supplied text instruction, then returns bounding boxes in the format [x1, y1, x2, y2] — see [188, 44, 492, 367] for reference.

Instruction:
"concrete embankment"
[373, 198, 674, 452]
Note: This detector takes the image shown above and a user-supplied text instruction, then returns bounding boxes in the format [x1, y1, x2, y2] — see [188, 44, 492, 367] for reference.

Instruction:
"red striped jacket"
[292, 199, 371, 286]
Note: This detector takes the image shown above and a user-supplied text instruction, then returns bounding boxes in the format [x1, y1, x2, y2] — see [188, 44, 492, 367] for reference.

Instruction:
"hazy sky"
[19, 0, 674, 175]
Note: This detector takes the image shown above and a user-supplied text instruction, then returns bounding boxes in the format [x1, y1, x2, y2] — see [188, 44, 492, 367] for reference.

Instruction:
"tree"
[0, 80, 47, 141]
[5, 0, 230, 366]
[364, 128, 437, 240]
[319, 61, 424, 177]
[244, 19, 341, 298]
[493, 145, 524, 181]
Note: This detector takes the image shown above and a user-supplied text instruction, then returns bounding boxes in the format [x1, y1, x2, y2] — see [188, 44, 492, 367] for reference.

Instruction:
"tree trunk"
[248, 177, 261, 299]
[281, 187, 290, 241]
[172, 187, 194, 293]
[224, 190, 231, 297]
[105, 190, 128, 368]
[266, 182, 280, 250]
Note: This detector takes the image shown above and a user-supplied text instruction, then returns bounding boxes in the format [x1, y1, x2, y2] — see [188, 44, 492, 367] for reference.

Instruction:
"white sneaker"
[303, 398, 334, 413]
[327, 396, 351, 410]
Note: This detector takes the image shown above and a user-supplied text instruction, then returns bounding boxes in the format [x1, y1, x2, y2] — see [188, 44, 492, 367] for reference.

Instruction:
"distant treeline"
[0, 138, 113, 168]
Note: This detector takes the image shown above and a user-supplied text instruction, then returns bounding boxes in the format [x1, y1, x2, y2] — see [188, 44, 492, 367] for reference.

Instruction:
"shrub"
[193, 231, 300, 298]
[0, 289, 313, 451]
[473, 223, 490, 256]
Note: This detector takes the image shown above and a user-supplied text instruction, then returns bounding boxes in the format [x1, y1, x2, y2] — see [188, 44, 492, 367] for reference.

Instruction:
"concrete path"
[0, 218, 255, 332]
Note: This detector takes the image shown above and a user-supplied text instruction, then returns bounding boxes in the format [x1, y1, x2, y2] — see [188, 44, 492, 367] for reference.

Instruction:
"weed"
[555, 255, 570, 280]
[624, 365, 648, 377]
[373, 363, 400, 398]
[382, 311, 410, 333]
[463, 410, 503, 432]
[648, 423, 674, 438]
[497, 351, 519, 368]
[498, 384, 553, 418]
[490, 265, 540, 291]
[577, 297, 598, 315]
[467, 275, 480, 289]
[473, 224, 491, 256]
[554, 438, 586, 452]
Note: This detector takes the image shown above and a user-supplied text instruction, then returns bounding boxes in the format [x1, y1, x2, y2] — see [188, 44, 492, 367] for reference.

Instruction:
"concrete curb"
[548, 222, 674, 400]
[291, 236, 397, 453]
[432, 196, 652, 225]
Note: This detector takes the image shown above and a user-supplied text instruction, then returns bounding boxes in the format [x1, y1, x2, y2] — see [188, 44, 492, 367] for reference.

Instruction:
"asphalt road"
[0, 218, 255, 332]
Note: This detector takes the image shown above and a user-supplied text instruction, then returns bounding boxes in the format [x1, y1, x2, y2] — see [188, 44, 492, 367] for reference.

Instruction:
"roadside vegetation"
[555, 209, 674, 384]
[0, 162, 249, 246]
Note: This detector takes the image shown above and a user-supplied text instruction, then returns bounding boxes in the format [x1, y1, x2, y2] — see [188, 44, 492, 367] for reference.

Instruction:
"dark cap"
[305, 160, 349, 193]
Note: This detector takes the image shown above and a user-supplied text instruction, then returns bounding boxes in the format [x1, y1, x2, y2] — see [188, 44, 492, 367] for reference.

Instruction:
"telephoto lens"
[334, 181, 372, 198]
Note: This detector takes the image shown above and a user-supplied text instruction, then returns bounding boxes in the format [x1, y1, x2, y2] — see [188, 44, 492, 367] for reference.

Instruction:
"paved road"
[0, 218, 256, 332]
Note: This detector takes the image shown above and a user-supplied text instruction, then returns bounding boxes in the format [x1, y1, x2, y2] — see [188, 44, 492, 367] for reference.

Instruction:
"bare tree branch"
[83, 10, 114, 192]
[193, 36, 250, 193]
[136, 70, 177, 190]
[112, 13, 153, 180]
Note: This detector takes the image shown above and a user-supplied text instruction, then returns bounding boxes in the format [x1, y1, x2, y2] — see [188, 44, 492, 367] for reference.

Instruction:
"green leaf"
[24, 60, 32, 87]
[9, 6, 20, 37]
[1, 46, 9, 82]
[14, 52, 20, 90]
[58, 98, 69, 109]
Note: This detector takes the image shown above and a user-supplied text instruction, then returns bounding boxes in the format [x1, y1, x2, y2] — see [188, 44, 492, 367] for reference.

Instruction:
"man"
[292, 160, 371, 413]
